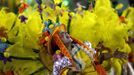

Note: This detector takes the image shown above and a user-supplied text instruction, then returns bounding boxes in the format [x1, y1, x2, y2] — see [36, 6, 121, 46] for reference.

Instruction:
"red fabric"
[94, 61, 107, 75]
[39, 37, 45, 44]
[43, 31, 50, 36]
[18, 3, 28, 13]
[5, 71, 13, 75]
[119, 16, 125, 22]
[23, 3, 29, 9]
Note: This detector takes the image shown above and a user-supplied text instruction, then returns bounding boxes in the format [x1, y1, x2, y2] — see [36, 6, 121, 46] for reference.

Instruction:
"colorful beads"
[45, 36, 49, 41]
[1, 37, 7, 43]
[49, 24, 54, 29]
[56, 50, 61, 54]
[4, 52, 10, 58]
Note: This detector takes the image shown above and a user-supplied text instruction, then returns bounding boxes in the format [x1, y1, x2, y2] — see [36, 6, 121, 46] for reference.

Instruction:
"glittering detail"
[53, 56, 72, 75]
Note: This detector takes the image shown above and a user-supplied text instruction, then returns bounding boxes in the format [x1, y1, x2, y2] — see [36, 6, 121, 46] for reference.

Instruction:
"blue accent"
[43, 20, 53, 33]
[71, 45, 82, 69]
[72, 48, 80, 57]
[0, 41, 9, 53]
[43, 20, 61, 33]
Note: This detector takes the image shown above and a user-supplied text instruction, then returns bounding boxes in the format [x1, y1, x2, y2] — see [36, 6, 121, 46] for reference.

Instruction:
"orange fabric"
[52, 25, 75, 66]
[70, 36, 90, 49]
[95, 64, 107, 75]
[18, 3, 28, 13]
[53, 34, 75, 66]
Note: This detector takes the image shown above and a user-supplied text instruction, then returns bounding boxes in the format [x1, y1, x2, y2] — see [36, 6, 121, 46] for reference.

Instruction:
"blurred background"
[0, 0, 134, 14]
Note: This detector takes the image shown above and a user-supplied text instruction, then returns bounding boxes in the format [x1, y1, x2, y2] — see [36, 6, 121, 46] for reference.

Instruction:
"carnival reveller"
[46, 25, 108, 75]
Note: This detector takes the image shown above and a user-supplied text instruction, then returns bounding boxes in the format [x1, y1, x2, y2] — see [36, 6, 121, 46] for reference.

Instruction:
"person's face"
[59, 32, 72, 44]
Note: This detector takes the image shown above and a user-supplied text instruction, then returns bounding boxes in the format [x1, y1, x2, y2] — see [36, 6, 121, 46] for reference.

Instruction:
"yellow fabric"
[61, 69, 69, 75]
[42, 7, 57, 23]
[0, 9, 16, 31]
[54, 0, 62, 4]
[73, 50, 98, 75]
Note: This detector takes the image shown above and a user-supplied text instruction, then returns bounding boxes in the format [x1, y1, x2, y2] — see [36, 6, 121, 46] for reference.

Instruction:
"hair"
[128, 52, 134, 62]
[0, 27, 7, 38]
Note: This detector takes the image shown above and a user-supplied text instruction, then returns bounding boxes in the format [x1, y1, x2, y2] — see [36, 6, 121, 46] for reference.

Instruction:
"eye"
[66, 35, 69, 39]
